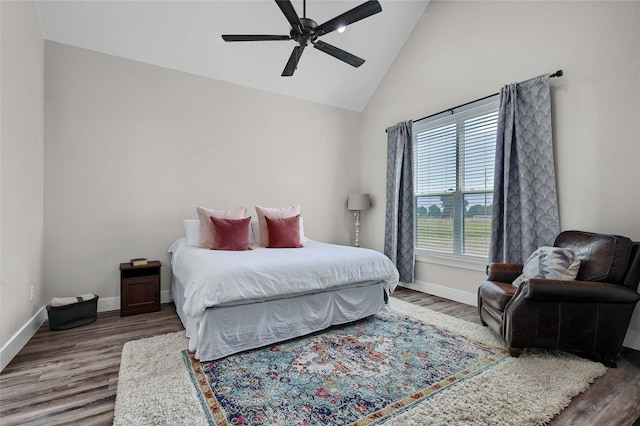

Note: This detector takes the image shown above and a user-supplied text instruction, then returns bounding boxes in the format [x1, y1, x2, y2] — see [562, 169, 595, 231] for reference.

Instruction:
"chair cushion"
[512, 246, 581, 288]
[554, 231, 633, 283]
[479, 280, 517, 312]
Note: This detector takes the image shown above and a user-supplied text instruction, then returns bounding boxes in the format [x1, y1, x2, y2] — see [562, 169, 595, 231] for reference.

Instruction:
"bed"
[168, 236, 399, 361]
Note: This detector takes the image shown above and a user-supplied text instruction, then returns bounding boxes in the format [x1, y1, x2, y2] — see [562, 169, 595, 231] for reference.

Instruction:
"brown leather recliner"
[478, 230, 640, 367]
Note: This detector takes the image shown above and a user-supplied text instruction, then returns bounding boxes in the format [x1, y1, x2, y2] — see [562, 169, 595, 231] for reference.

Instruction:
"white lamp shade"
[347, 193, 371, 211]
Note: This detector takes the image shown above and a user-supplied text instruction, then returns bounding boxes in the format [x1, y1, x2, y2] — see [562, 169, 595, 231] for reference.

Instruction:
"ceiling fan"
[221, 0, 382, 77]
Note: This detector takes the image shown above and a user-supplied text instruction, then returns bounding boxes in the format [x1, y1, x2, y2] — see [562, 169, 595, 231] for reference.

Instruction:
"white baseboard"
[0, 307, 47, 372]
[623, 328, 640, 351]
[399, 280, 478, 307]
[0, 290, 174, 373]
[399, 281, 640, 352]
[97, 296, 120, 312]
[97, 290, 172, 312]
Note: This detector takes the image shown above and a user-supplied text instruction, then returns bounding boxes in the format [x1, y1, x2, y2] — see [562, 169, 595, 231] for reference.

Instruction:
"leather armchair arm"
[518, 279, 640, 304]
[486, 263, 523, 283]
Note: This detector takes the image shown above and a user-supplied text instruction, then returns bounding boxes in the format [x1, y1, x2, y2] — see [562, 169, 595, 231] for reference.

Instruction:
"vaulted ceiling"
[36, 1, 429, 112]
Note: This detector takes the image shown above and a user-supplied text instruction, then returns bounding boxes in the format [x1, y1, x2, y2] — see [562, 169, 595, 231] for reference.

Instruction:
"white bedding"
[169, 237, 400, 317]
[169, 237, 399, 360]
[172, 275, 387, 360]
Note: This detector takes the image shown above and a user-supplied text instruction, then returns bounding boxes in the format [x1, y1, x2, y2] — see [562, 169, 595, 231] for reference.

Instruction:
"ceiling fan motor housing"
[291, 17, 318, 46]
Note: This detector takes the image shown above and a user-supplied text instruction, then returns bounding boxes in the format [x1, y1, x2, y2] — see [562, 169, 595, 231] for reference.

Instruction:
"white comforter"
[169, 238, 399, 318]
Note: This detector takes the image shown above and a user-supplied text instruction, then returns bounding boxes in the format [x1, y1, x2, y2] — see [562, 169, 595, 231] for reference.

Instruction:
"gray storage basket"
[46, 296, 99, 331]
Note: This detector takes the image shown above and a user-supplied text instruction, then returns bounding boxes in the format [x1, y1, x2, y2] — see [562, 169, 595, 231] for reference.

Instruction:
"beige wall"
[0, 1, 44, 358]
[43, 42, 361, 302]
[360, 1, 640, 339]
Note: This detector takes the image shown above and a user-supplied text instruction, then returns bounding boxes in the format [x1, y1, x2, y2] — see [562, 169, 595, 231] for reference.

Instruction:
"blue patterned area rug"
[182, 309, 509, 425]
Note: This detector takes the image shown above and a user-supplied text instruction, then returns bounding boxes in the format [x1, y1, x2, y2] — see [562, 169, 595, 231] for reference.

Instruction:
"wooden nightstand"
[119, 261, 161, 316]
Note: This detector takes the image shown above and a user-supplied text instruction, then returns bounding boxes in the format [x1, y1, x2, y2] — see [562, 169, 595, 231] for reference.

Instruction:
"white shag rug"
[113, 298, 607, 426]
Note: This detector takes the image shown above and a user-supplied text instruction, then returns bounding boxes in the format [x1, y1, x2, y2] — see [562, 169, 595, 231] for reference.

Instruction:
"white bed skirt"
[171, 275, 386, 361]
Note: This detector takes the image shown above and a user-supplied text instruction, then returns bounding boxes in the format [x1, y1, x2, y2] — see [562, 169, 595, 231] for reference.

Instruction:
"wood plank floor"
[1, 287, 639, 425]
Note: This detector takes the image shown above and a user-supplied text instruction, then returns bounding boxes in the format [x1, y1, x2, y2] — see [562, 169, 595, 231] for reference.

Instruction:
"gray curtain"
[384, 121, 414, 282]
[490, 74, 559, 264]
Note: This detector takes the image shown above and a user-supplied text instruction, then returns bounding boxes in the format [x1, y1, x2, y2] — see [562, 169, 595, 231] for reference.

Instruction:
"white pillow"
[299, 217, 306, 242]
[512, 246, 581, 288]
[183, 220, 200, 247]
[250, 220, 259, 245]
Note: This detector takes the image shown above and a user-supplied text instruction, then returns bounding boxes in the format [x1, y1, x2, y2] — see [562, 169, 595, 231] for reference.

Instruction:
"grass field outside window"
[416, 216, 491, 257]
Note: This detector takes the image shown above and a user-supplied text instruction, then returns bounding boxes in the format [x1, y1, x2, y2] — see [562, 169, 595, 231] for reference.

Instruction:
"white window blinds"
[413, 95, 499, 258]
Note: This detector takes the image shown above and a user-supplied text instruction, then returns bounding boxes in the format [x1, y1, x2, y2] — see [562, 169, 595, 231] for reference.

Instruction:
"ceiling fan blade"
[282, 45, 305, 76]
[222, 35, 291, 42]
[275, 0, 302, 30]
[314, 0, 382, 37]
[313, 40, 365, 68]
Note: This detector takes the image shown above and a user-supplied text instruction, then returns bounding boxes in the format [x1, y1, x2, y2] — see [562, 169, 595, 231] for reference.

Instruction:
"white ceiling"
[36, 0, 429, 112]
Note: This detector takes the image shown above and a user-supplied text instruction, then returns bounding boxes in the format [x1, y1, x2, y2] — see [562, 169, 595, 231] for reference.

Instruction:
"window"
[413, 95, 499, 260]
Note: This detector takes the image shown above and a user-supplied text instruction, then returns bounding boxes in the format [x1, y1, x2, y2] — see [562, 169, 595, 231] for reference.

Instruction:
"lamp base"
[353, 210, 361, 247]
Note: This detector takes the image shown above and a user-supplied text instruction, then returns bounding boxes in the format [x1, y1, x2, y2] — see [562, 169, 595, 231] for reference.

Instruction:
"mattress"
[170, 237, 399, 314]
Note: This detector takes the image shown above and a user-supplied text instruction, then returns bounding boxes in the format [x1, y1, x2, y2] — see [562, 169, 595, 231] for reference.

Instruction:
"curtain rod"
[410, 69, 564, 125]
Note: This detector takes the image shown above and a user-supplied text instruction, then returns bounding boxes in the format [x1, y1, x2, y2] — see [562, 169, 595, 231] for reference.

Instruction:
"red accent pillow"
[255, 205, 300, 247]
[210, 216, 252, 251]
[265, 215, 303, 248]
[196, 206, 247, 249]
